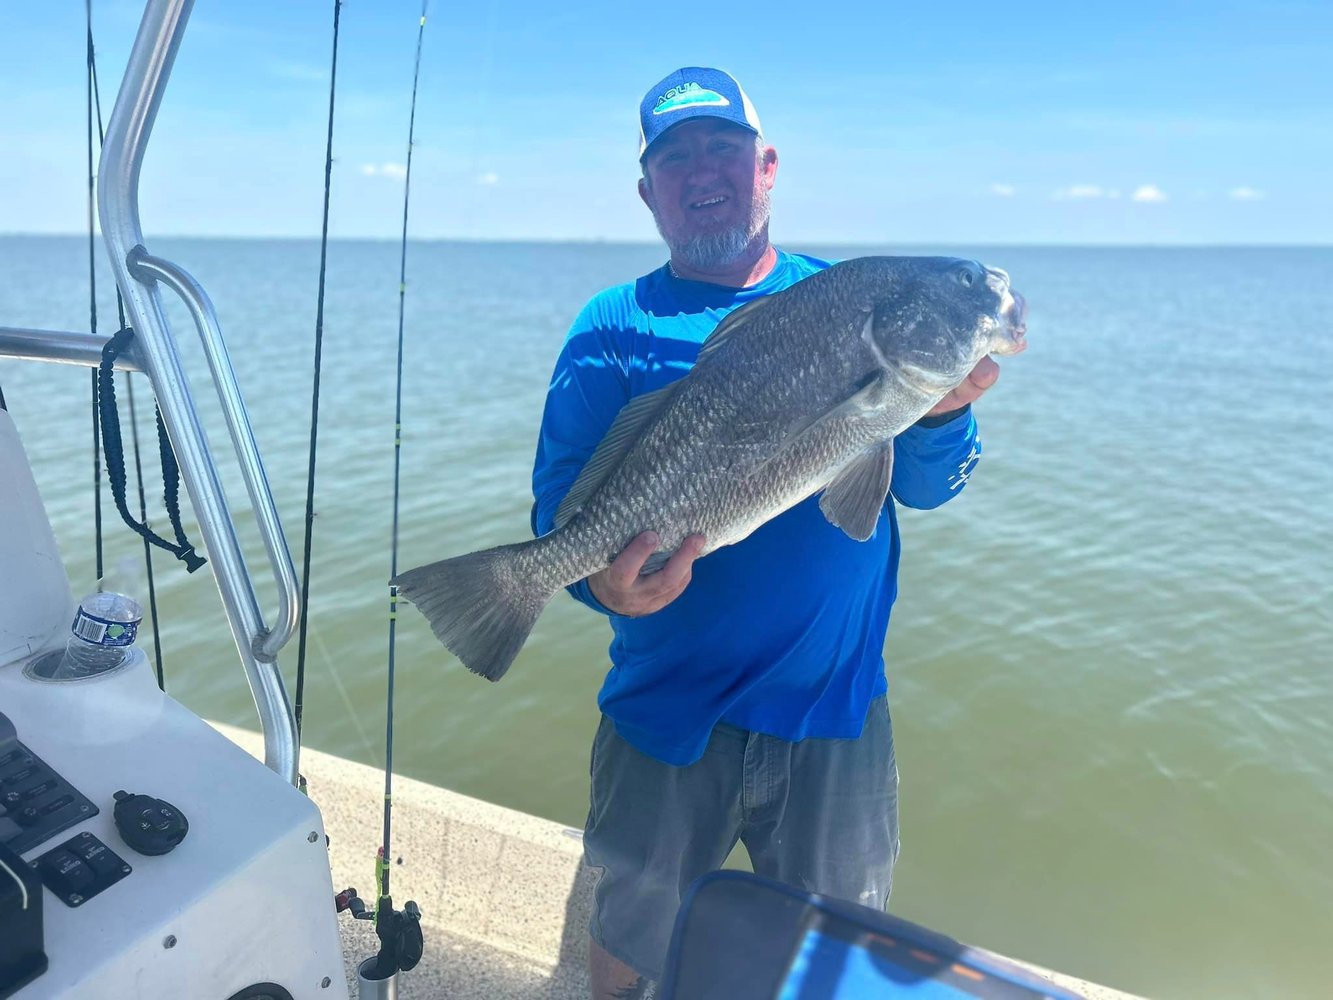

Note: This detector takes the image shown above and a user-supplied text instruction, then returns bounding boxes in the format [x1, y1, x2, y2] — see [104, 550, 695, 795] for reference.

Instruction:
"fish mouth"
[982, 266, 1027, 356]
[994, 288, 1028, 356]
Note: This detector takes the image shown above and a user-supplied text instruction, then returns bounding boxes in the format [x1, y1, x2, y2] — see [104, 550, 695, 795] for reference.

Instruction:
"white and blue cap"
[638, 67, 763, 161]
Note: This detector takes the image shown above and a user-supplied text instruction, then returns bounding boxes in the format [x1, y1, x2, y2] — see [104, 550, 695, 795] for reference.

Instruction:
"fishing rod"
[87, 0, 105, 594]
[334, 3, 427, 989]
[292, 0, 344, 750]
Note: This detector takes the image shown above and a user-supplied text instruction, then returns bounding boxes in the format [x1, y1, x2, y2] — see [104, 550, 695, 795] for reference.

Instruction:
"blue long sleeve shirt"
[532, 250, 981, 765]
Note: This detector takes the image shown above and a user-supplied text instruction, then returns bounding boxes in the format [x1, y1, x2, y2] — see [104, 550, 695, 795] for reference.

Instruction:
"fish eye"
[954, 262, 984, 288]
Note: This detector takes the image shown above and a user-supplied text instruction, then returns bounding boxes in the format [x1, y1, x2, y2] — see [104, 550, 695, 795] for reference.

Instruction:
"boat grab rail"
[126, 246, 301, 665]
[0, 327, 145, 371]
[94, 0, 299, 784]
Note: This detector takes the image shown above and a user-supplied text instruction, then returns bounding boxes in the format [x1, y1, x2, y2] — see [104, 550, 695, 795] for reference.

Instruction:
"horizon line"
[4, 231, 1330, 250]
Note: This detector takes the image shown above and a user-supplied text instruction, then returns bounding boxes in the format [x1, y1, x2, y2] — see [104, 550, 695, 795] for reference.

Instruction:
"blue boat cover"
[659, 871, 1084, 1000]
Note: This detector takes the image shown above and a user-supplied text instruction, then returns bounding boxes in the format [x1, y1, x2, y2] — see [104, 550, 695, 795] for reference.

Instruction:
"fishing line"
[312, 628, 381, 766]
[294, 0, 345, 748]
[86, 0, 167, 688]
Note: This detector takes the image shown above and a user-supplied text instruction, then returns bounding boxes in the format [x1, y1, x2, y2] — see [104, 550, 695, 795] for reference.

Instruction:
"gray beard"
[672, 228, 755, 270]
[657, 183, 772, 271]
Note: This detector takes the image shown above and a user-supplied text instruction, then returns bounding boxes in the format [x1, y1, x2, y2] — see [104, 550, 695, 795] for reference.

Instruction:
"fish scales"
[394, 256, 1027, 680]
[553, 272, 893, 568]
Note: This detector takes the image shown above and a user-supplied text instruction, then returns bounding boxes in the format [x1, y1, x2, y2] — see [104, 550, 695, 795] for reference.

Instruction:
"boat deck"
[338, 918, 590, 998]
[214, 723, 1137, 1000]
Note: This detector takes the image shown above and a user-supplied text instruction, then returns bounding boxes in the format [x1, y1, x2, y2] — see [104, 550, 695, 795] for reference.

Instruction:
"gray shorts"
[583, 696, 900, 982]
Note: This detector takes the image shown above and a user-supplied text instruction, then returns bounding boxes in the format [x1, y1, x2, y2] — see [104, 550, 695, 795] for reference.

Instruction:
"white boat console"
[0, 407, 349, 1000]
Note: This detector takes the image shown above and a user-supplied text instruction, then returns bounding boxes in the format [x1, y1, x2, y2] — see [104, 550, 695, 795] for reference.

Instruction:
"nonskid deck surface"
[339, 917, 589, 999]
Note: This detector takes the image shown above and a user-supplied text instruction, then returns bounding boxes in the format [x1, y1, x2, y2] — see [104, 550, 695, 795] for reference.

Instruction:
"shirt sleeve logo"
[948, 443, 981, 490]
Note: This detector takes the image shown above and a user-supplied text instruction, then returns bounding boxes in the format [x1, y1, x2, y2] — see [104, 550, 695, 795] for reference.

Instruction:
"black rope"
[381, 0, 429, 914]
[98, 330, 206, 573]
[90, 368, 105, 585]
[294, 0, 345, 746]
[87, 0, 167, 687]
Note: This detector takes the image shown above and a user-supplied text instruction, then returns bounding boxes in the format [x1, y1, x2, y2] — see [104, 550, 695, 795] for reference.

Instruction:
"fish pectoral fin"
[639, 550, 672, 575]
[818, 440, 895, 542]
[779, 371, 894, 447]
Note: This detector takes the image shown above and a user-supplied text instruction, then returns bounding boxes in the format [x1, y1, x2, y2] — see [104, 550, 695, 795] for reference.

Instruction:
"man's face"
[639, 119, 778, 270]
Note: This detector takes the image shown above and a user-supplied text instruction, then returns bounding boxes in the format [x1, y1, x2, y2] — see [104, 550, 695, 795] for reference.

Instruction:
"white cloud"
[990, 183, 1016, 197]
[360, 163, 408, 179]
[1228, 186, 1267, 201]
[476, 172, 500, 186]
[1131, 184, 1168, 203]
[1053, 184, 1106, 200]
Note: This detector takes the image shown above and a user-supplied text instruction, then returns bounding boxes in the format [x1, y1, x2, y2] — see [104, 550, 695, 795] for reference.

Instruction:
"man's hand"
[926, 356, 1000, 417]
[588, 531, 706, 617]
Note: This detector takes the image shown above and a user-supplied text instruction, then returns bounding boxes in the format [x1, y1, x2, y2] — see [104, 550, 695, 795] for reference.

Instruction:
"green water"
[2, 236, 1330, 998]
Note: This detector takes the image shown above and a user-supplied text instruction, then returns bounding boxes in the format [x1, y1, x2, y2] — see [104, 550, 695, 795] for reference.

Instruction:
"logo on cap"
[653, 82, 731, 116]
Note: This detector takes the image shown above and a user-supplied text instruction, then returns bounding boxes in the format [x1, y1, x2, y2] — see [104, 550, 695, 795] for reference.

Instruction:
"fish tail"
[393, 539, 557, 681]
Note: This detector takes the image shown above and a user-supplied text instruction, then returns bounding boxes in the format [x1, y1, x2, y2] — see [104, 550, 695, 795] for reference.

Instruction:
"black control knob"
[112, 790, 188, 856]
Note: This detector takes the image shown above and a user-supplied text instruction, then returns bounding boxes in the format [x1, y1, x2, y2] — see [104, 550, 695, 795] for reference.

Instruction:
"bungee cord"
[86, 0, 168, 688]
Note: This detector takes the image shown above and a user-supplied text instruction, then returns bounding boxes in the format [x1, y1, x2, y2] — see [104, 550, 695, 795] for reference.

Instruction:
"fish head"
[864, 256, 1027, 395]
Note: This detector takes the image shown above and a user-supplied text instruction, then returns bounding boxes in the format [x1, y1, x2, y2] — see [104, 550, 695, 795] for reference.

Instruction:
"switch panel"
[30, 832, 132, 908]
[0, 741, 98, 855]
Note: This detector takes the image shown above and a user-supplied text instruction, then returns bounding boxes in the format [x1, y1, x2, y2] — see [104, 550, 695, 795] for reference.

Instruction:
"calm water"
[2, 236, 1330, 998]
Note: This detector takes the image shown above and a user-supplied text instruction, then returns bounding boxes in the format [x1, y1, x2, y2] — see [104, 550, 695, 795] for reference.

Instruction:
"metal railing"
[0, 327, 145, 371]
[0, 0, 301, 784]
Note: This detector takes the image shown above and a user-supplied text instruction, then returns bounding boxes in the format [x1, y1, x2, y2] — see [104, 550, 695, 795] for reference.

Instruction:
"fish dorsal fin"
[554, 382, 681, 529]
[555, 298, 778, 530]
[693, 294, 780, 365]
[819, 439, 895, 541]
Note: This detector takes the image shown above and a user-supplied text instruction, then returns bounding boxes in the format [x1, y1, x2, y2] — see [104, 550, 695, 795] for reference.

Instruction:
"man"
[530, 67, 1002, 999]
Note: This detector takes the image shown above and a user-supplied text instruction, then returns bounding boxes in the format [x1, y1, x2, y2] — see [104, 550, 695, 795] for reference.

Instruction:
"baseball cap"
[638, 67, 763, 161]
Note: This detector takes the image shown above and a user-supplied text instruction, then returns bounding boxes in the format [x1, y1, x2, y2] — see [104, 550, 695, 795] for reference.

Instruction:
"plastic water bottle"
[55, 592, 143, 678]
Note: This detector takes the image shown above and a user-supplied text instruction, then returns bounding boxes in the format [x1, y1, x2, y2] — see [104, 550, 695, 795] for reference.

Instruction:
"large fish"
[395, 256, 1027, 681]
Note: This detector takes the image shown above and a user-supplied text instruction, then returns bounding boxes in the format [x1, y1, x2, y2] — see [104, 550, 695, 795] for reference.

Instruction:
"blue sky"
[2, 0, 1328, 244]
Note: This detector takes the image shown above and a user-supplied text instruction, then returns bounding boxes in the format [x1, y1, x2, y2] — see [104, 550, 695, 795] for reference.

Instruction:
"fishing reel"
[335, 887, 424, 975]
